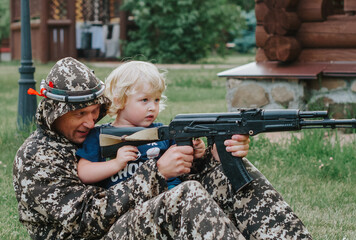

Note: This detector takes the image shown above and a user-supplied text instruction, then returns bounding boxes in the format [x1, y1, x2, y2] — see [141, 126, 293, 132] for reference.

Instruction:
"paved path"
[90, 61, 238, 70]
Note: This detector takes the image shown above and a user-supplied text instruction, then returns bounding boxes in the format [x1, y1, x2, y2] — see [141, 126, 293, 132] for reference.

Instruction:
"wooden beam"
[119, 0, 127, 56]
[264, 9, 300, 35]
[297, 16, 356, 48]
[67, 0, 77, 59]
[264, 0, 299, 9]
[255, 25, 270, 48]
[264, 35, 301, 62]
[298, 48, 356, 62]
[344, 0, 356, 12]
[255, 48, 268, 62]
[39, 0, 49, 63]
[255, 2, 268, 25]
[297, 0, 330, 22]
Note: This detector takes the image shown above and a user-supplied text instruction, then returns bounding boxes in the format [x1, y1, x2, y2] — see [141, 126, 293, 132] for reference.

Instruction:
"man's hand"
[157, 135, 250, 179]
[224, 134, 250, 157]
[212, 134, 250, 161]
[156, 145, 194, 179]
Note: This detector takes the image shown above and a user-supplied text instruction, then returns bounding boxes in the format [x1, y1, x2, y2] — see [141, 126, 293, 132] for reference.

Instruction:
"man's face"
[53, 104, 101, 144]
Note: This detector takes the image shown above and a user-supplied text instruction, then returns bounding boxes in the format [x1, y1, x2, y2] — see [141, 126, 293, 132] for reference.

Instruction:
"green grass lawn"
[1, 55, 355, 239]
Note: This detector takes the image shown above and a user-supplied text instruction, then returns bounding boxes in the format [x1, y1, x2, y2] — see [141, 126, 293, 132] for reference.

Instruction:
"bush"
[230, 10, 256, 53]
[121, 0, 244, 63]
[0, 0, 10, 45]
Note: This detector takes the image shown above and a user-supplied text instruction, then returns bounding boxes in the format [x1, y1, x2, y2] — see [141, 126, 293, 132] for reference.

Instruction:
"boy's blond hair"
[105, 61, 167, 118]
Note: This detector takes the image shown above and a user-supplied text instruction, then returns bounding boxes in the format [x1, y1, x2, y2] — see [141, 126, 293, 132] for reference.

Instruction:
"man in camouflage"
[13, 57, 312, 239]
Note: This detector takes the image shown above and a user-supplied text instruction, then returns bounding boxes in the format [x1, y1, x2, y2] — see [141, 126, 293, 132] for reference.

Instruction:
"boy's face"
[116, 88, 161, 127]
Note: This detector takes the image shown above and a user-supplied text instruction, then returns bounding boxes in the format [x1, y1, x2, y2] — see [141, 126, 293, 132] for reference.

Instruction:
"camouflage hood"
[35, 57, 111, 134]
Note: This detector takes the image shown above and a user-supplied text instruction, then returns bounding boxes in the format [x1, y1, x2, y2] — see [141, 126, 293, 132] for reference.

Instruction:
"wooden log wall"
[344, 0, 356, 12]
[255, 0, 356, 62]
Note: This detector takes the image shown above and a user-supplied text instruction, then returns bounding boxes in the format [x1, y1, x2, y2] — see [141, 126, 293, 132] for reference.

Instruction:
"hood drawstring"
[27, 88, 46, 97]
[27, 81, 54, 98]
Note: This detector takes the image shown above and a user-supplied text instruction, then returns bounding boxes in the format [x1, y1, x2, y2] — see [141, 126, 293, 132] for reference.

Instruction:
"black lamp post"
[17, 0, 37, 129]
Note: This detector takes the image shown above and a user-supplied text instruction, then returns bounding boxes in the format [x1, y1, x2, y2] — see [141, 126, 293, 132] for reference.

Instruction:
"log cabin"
[220, 0, 356, 118]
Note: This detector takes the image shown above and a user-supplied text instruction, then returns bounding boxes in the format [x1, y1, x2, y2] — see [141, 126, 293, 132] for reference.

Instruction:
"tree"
[0, 0, 10, 61]
[229, 0, 255, 11]
[121, 0, 244, 63]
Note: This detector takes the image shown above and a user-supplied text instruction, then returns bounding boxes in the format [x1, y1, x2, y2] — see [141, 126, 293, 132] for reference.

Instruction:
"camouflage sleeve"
[75, 159, 168, 238]
[14, 138, 167, 239]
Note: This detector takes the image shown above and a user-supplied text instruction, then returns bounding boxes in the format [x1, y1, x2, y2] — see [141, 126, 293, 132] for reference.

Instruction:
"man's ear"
[51, 116, 60, 132]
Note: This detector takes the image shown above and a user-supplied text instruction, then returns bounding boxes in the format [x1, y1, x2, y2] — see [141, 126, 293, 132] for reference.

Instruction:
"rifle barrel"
[299, 111, 328, 118]
[300, 119, 356, 128]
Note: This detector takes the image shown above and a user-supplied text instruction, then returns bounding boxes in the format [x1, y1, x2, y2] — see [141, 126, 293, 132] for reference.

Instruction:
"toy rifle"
[99, 108, 356, 192]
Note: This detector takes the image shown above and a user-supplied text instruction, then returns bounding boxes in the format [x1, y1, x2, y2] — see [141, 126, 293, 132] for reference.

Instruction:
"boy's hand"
[114, 146, 139, 170]
[193, 138, 206, 159]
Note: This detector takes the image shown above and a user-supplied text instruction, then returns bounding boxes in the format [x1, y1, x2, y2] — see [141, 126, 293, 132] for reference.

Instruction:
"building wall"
[225, 77, 356, 118]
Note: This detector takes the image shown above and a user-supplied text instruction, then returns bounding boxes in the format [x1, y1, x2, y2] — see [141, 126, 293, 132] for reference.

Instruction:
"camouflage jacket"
[13, 98, 216, 239]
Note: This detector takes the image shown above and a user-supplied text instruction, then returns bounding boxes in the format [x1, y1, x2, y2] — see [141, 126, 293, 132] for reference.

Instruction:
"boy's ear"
[113, 96, 119, 105]
[113, 96, 122, 105]
[113, 96, 127, 110]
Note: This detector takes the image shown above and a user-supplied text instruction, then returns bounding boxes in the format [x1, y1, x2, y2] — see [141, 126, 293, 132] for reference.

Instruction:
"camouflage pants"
[104, 159, 312, 240]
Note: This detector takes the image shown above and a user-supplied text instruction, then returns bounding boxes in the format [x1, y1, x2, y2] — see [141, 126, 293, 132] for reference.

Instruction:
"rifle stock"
[100, 108, 356, 192]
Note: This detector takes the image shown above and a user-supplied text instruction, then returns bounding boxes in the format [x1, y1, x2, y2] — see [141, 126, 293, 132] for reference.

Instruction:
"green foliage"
[248, 130, 356, 239]
[121, 0, 244, 63]
[230, 10, 256, 53]
[0, 0, 10, 43]
[229, 0, 255, 11]
[249, 130, 356, 182]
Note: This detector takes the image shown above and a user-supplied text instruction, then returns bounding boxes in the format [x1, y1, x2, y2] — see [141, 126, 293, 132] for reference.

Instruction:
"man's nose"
[83, 115, 96, 129]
